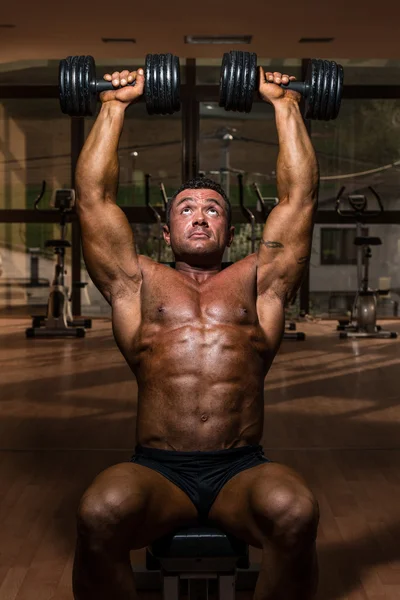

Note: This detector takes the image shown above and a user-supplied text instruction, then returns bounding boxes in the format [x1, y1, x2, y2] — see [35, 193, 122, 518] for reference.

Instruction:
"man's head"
[163, 177, 235, 265]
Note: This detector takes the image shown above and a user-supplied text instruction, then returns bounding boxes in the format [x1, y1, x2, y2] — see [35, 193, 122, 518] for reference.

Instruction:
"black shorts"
[130, 444, 271, 522]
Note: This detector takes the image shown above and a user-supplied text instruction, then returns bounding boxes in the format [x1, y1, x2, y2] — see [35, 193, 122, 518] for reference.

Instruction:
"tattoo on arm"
[261, 239, 284, 249]
[297, 256, 310, 264]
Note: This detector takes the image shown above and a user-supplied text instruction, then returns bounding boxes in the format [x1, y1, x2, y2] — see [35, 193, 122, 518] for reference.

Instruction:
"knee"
[76, 486, 142, 546]
[255, 485, 319, 551]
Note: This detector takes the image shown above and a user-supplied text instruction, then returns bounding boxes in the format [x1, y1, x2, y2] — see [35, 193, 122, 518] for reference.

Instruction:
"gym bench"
[143, 526, 251, 600]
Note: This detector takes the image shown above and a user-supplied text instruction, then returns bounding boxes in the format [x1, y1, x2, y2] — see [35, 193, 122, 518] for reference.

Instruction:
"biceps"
[78, 202, 141, 301]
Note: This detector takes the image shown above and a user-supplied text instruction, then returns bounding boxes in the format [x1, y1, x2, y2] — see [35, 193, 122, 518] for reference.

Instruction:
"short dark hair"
[166, 176, 232, 227]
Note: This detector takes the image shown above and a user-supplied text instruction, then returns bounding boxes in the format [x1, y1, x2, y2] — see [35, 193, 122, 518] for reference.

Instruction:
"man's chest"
[140, 263, 259, 327]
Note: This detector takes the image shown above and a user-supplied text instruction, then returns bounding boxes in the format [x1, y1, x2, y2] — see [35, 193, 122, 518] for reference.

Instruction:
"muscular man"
[73, 64, 320, 600]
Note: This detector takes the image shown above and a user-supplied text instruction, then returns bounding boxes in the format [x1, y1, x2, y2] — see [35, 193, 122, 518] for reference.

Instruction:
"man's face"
[163, 188, 234, 262]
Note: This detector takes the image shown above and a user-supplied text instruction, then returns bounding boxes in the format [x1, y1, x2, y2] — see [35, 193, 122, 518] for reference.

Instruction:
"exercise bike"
[335, 186, 397, 340]
[26, 181, 92, 338]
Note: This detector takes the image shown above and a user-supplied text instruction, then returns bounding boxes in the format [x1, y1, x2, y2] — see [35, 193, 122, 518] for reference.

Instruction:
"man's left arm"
[257, 70, 319, 304]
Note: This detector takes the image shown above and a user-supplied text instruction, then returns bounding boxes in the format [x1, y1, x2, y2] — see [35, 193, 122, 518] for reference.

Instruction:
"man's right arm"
[75, 70, 144, 305]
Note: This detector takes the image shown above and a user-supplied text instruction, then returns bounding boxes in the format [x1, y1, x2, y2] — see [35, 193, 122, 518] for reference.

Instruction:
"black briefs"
[130, 444, 271, 522]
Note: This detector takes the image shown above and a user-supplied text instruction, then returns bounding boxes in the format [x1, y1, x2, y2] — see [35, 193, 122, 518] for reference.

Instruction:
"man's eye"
[208, 208, 218, 214]
[182, 207, 192, 214]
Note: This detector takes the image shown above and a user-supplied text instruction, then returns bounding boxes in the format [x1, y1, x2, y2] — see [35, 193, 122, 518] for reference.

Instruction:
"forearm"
[274, 98, 319, 205]
[75, 101, 127, 207]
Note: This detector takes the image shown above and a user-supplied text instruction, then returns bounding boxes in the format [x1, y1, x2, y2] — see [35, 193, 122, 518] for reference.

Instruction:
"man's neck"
[173, 260, 222, 283]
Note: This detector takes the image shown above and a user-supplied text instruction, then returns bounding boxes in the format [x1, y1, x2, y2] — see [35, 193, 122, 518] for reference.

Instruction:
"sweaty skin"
[116, 252, 273, 451]
[75, 66, 319, 453]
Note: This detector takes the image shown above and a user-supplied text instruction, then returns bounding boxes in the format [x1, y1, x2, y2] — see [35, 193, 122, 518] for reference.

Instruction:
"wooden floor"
[1, 317, 400, 600]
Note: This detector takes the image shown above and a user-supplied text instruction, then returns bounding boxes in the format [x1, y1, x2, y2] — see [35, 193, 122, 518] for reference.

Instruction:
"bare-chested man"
[72, 63, 320, 600]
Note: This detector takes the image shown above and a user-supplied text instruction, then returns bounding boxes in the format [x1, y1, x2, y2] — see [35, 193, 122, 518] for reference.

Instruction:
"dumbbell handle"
[274, 81, 308, 95]
[96, 79, 137, 93]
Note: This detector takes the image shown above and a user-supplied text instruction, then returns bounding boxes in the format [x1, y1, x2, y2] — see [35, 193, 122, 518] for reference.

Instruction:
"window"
[312, 99, 400, 211]
[320, 228, 357, 265]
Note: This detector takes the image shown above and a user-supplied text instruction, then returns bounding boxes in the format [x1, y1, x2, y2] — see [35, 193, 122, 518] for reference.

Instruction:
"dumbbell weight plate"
[219, 52, 229, 109]
[59, 59, 66, 114]
[165, 53, 173, 115]
[305, 58, 344, 121]
[145, 54, 155, 115]
[313, 59, 324, 120]
[77, 56, 86, 115]
[333, 63, 344, 119]
[304, 60, 314, 120]
[59, 55, 96, 116]
[71, 56, 83, 116]
[145, 53, 180, 115]
[85, 56, 97, 116]
[246, 52, 257, 113]
[147, 54, 159, 115]
[171, 55, 181, 113]
[59, 57, 73, 116]
[319, 60, 331, 120]
[325, 61, 338, 121]
[159, 54, 167, 115]
[224, 51, 237, 111]
[219, 51, 257, 113]
[232, 51, 243, 112]
[321, 59, 343, 120]
[237, 51, 254, 113]
[305, 59, 322, 120]
[155, 54, 164, 115]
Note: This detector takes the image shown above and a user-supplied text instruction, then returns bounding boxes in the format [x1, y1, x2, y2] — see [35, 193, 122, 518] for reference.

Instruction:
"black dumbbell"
[219, 51, 343, 120]
[59, 54, 181, 117]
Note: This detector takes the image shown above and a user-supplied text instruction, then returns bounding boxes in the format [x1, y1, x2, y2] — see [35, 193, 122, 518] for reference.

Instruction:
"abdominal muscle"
[132, 321, 270, 451]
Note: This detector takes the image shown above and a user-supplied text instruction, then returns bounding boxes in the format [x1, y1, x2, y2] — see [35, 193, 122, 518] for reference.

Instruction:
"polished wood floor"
[0, 317, 400, 600]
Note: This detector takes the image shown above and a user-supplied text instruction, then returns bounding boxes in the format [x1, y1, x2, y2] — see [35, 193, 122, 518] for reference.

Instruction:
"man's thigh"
[80, 461, 199, 549]
[207, 461, 315, 549]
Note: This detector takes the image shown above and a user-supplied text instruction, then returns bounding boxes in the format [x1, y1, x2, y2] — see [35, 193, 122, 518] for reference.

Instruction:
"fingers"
[119, 70, 130, 85]
[263, 70, 297, 85]
[134, 68, 145, 94]
[102, 69, 142, 87]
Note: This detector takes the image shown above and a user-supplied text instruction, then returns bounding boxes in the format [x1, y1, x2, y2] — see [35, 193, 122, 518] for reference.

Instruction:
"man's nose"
[192, 213, 208, 226]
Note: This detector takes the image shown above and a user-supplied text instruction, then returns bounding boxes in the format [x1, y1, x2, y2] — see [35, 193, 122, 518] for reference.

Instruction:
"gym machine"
[26, 182, 91, 338]
[145, 174, 165, 263]
[335, 186, 397, 339]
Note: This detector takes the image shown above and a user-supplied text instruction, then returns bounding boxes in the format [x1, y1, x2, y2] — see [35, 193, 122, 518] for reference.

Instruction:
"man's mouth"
[190, 231, 209, 238]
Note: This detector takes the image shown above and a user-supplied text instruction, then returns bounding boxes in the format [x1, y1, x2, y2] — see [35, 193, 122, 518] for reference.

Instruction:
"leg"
[208, 462, 319, 600]
[73, 461, 198, 600]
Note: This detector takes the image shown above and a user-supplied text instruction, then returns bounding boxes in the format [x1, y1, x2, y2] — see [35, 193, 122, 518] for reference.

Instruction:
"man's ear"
[226, 225, 235, 248]
[163, 224, 171, 246]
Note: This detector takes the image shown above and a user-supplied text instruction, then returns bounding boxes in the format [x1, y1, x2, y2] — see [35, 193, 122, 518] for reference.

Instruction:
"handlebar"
[159, 183, 169, 211]
[145, 174, 164, 263]
[145, 174, 162, 226]
[238, 174, 257, 253]
[34, 181, 47, 210]
[252, 183, 268, 220]
[34, 181, 75, 213]
[335, 186, 384, 219]
[238, 174, 256, 226]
